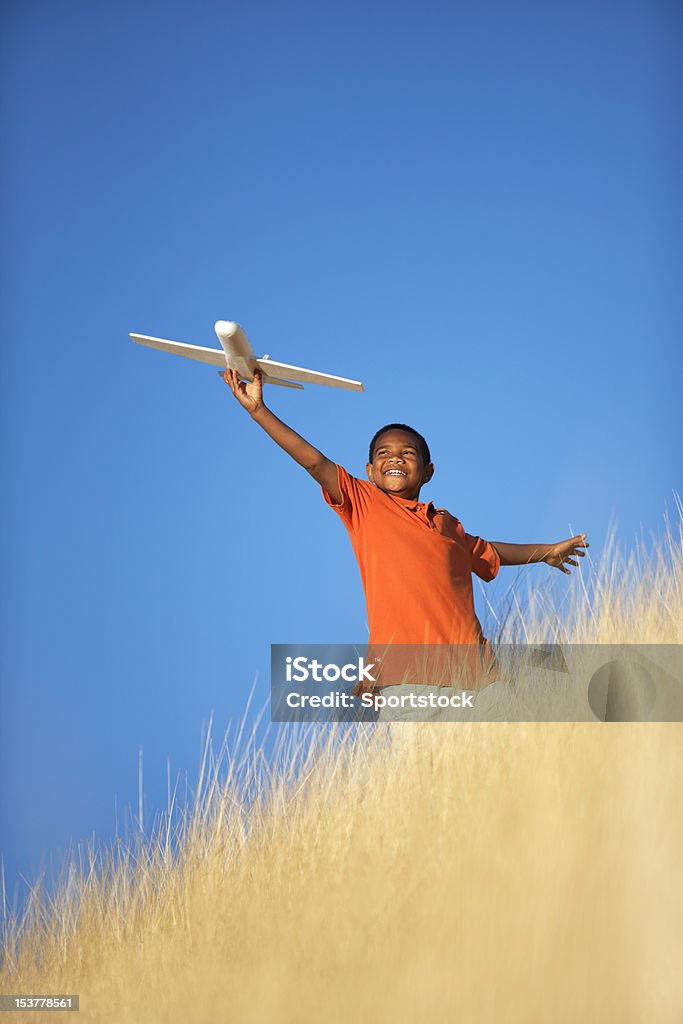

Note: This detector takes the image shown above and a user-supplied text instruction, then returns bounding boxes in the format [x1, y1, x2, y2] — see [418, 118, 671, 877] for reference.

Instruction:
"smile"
[384, 469, 407, 477]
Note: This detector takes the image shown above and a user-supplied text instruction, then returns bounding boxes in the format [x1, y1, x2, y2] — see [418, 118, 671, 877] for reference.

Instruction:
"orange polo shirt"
[322, 464, 500, 690]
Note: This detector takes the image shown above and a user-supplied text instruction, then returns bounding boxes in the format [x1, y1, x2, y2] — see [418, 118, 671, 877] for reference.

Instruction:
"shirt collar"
[379, 487, 440, 515]
[402, 498, 436, 513]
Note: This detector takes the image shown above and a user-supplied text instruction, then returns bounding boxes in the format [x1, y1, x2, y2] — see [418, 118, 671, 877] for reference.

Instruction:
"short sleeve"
[321, 464, 374, 534]
[464, 532, 501, 582]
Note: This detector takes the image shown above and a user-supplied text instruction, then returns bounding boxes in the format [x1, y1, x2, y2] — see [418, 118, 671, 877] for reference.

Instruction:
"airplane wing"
[130, 333, 363, 392]
[130, 333, 226, 366]
[255, 357, 364, 392]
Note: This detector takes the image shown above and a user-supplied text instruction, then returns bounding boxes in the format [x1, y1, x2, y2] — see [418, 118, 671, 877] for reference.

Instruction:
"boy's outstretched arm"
[222, 368, 342, 503]
[490, 535, 589, 575]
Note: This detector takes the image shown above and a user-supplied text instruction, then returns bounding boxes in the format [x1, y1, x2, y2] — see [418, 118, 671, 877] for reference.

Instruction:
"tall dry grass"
[2, 506, 682, 1023]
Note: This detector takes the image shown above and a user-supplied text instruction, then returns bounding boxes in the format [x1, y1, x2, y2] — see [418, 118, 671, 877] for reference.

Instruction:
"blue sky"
[1, 0, 681, 909]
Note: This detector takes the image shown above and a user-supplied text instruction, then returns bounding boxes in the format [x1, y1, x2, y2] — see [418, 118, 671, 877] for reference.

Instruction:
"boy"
[223, 367, 588, 708]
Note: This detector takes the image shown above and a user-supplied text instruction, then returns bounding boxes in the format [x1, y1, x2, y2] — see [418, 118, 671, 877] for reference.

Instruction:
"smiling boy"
[223, 367, 588, 698]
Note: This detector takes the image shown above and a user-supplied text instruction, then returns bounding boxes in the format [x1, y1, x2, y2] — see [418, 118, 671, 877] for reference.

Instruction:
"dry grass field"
[2, 507, 682, 1023]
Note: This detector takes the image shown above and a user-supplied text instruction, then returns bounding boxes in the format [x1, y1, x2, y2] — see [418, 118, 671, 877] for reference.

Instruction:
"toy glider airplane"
[129, 321, 364, 392]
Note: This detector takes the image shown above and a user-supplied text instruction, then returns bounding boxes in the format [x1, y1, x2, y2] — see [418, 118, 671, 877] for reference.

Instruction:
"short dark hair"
[368, 423, 431, 465]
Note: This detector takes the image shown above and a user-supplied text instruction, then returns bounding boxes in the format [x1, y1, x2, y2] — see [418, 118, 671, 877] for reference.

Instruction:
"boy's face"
[366, 429, 434, 500]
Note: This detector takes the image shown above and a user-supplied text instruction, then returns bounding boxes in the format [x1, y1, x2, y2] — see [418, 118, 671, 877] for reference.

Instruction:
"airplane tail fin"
[216, 371, 304, 390]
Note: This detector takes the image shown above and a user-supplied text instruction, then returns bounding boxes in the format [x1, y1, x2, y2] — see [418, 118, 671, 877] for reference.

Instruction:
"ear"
[423, 462, 435, 484]
[365, 462, 375, 483]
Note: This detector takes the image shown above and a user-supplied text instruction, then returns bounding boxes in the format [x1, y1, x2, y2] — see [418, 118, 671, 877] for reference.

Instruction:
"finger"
[565, 558, 578, 567]
[558, 564, 571, 574]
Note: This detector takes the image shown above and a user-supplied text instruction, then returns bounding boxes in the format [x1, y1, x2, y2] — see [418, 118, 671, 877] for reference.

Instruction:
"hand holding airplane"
[130, 320, 364, 392]
[223, 366, 265, 416]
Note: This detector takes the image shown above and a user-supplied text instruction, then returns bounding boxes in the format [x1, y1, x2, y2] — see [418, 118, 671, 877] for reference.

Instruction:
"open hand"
[222, 367, 264, 415]
[544, 534, 589, 574]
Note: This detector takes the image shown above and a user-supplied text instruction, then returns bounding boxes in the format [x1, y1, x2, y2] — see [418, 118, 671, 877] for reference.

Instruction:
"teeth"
[385, 470, 405, 476]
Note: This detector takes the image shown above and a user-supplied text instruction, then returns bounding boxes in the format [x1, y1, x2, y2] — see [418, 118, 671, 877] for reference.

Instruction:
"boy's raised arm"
[222, 368, 342, 503]
[490, 536, 589, 575]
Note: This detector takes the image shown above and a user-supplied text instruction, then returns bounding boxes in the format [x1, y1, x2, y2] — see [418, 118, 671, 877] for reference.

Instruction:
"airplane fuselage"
[214, 321, 259, 380]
